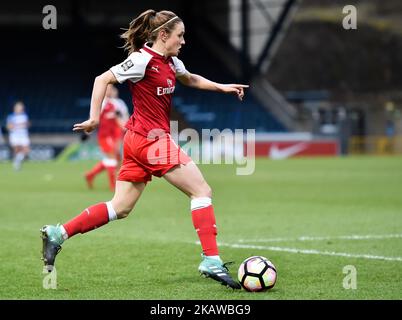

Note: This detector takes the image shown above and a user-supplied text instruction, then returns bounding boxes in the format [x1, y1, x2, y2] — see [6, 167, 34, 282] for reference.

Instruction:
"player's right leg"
[41, 181, 145, 272]
[11, 137, 30, 171]
[85, 161, 105, 189]
[163, 162, 241, 289]
[103, 155, 118, 192]
[85, 138, 115, 189]
[12, 146, 24, 171]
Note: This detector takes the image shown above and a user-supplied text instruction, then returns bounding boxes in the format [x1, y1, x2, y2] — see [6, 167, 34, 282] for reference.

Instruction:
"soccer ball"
[238, 256, 277, 292]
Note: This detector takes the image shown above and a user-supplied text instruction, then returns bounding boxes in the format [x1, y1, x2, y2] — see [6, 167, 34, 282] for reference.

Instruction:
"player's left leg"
[85, 157, 117, 191]
[12, 145, 25, 171]
[41, 180, 146, 271]
[13, 139, 30, 170]
[163, 162, 240, 289]
[85, 139, 118, 190]
[85, 161, 105, 188]
[103, 148, 120, 191]
[97, 140, 119, 191]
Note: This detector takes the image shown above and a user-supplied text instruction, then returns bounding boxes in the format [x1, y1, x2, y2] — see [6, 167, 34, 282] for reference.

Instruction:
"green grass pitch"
[0, 156, 401, 299]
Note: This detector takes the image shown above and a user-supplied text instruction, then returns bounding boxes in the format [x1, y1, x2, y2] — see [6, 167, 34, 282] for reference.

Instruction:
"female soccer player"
[6, 101, 30, 171]
[41, 9, 248, 289]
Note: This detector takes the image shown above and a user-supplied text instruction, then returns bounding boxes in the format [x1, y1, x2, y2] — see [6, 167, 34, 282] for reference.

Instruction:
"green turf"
[0, 156, 401, 299]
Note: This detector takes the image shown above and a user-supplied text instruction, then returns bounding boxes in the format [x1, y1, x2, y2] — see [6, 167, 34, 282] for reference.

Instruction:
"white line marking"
[217, 242, 402, 262]
[237, 234, 402, 243]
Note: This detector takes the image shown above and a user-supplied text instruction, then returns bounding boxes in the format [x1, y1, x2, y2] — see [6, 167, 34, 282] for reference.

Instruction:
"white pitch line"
[217, 242, 402, 262]
[237, 233, 402, 243]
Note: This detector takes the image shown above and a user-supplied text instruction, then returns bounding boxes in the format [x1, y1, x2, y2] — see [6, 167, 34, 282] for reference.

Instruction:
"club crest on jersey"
[157, 78, 175, 96]
[121, 60, 134, 71]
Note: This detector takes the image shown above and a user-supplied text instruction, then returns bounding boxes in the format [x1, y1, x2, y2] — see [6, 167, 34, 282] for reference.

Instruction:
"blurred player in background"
[107, 84, 130, 165]
[109, 85, 130, 143]
[84, 84, 129, 191]
[41, 9, 248, 289]
[6, 101, 30, 171]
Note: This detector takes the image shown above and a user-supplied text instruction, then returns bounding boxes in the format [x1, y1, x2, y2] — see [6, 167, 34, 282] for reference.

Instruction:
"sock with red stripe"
[106, 166, 117, 191]
[191, 197, 219, 257]
[62, 202, 117, 239]
[103, 159, 117, 191]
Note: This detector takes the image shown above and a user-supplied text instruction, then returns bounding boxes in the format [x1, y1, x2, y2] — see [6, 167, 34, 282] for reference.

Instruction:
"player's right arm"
[73, 52, 147, 134]
[173, 57, 249, 101]
[73, 70, 118, 134]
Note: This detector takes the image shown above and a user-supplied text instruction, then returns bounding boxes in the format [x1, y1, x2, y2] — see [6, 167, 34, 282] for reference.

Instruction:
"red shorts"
[99, 136, 119, 154]
[118, 130, 192, 183]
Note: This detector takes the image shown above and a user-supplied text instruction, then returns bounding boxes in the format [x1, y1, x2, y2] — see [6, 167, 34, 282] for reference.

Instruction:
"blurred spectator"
[385, 101, 395, 137]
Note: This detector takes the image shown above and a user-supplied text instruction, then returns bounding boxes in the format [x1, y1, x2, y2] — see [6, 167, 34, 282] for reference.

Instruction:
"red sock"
[105, 165, 117, 191]
[86, 161, 105, 178]
[63, 203, 109, 238]
[191, 205, 219, 256]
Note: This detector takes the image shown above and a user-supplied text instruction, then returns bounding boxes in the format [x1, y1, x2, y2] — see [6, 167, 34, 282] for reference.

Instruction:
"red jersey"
[110, 44, 187, 138]
[98, 101, 120, 140]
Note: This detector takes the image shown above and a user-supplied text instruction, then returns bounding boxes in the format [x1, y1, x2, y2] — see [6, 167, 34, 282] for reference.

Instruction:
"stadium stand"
[174, 37, 286, 132]
[0, 24, 286, 135]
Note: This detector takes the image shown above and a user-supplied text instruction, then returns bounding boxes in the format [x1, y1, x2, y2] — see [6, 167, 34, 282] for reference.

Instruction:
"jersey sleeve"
[110, 52, 148, 84]
[172, 57, 187, 77]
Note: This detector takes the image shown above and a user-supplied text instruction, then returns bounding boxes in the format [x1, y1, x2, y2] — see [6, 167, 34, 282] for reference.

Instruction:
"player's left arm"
[177, 72, 249, 101]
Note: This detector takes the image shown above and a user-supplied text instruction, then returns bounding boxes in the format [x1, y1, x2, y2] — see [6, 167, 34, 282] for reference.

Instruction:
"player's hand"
[219, 84, 249, 101]
[73, 119, 99, 134]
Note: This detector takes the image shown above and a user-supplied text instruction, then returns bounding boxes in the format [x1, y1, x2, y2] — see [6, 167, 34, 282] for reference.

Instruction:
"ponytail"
[121, 9, 156, 54]
[121, 9, 182, 54]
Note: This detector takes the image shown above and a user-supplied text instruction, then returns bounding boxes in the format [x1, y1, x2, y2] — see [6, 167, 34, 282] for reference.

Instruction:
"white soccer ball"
[238, 256, 277, 292]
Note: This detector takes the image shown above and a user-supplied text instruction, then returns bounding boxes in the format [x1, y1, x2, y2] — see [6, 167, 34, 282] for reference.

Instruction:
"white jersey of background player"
[6, 101, 30, 170]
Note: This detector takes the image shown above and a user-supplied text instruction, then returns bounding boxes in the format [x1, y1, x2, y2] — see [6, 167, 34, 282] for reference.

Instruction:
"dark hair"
[120, 9, 182, 54]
